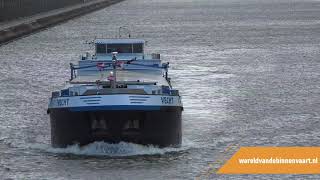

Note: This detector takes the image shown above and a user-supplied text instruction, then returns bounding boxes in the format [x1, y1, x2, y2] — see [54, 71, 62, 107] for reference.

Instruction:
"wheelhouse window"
[107, 44, 132, 53]
[104, 43, 144, 54]
[96, 44, 106, 54]
[133, 43, 143, 53]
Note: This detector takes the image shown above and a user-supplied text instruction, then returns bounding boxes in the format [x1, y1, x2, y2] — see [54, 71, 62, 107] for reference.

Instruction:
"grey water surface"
[1, 0, 320, 179]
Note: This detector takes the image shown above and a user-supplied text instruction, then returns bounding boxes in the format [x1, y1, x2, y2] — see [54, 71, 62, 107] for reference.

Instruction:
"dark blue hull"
[48, 106, 182, 148]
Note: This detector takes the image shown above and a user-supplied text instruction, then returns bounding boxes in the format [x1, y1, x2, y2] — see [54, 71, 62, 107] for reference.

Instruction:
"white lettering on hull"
[49, 95, 182, 109]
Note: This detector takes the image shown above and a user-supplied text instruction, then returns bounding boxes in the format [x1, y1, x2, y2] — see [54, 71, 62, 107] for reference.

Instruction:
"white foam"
[30, 139, 195, 157]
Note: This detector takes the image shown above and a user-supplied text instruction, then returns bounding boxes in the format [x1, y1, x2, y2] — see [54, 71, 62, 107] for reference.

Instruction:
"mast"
[111, 52, 118, 88]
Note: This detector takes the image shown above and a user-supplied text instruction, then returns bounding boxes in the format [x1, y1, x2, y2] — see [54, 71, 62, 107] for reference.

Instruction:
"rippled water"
[1, 0, 320, 179]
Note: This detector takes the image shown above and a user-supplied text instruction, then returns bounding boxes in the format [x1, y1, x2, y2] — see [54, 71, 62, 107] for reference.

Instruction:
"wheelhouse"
[95, 39, 145, 55]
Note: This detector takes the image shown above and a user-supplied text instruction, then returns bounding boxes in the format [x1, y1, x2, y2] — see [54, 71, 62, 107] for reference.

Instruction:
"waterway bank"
[0, 0, 124, 45]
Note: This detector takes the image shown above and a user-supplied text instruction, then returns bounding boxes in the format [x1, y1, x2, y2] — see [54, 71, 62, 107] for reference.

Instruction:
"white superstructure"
[48, 37, 182, 111]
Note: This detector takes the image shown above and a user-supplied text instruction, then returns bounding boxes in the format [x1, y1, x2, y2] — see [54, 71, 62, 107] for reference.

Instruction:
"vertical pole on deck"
[111, 52, 118, 88]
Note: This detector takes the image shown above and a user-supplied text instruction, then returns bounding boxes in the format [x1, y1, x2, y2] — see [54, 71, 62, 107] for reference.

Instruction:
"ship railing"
[69, 80, 157, 86]
[69, 61, 169, 81]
